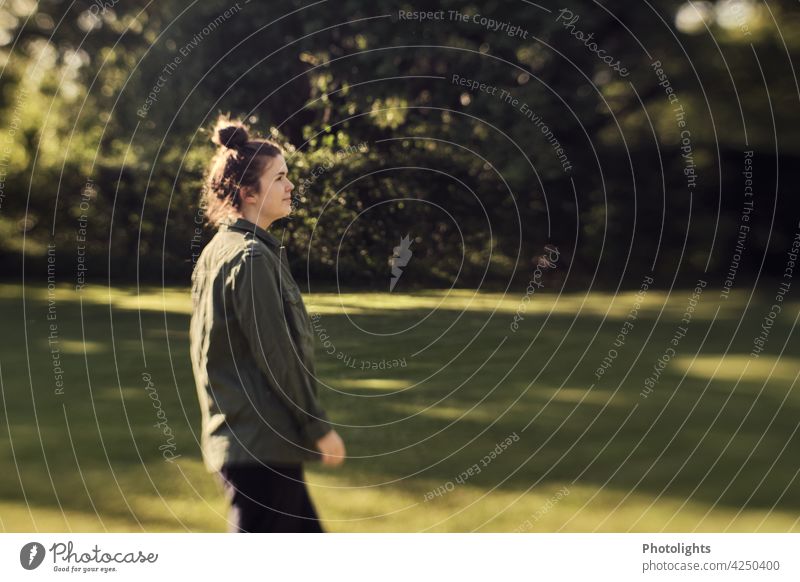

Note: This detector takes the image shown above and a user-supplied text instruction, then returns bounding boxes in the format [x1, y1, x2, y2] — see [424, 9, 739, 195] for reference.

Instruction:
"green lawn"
[0, 282, 798, 532]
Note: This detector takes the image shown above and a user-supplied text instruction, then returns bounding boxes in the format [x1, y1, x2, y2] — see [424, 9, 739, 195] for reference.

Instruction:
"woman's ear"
[238, 186, 257, 206]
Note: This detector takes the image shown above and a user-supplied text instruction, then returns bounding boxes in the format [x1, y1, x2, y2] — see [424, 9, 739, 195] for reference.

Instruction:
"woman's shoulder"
[192, 229, 272, 276]
[210, 227, 271, 257]
[216, 231, 285, 282]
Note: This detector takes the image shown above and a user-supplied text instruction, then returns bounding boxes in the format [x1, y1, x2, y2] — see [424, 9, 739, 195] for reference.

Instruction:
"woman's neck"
[237, 210, 272, 231]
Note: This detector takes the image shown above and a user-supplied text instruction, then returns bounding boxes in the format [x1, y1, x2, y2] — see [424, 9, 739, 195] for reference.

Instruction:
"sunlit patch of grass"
[337, 378, 410, 391]
[7, 283, 797, 322]
[386, 403, 500, 423]
[539, 387, 632, 407]
[0, 284, 194, 315]
[308, 287, 797, 321]
[674, 355, 800, 383]
[52, 340, 107, 354]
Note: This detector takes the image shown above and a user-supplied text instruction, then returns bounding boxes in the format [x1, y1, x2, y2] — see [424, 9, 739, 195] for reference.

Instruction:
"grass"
[0, 282, 798, 532]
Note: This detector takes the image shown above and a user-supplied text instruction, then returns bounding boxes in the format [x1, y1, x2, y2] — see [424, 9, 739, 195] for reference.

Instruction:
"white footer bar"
[1, 533, 797, 581]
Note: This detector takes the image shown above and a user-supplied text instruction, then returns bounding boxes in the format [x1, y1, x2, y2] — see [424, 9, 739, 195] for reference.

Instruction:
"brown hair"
[201, 115, 283, 228]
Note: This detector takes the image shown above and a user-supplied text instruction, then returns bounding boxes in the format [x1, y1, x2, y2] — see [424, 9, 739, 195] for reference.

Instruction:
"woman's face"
[243, 154, 295, 228]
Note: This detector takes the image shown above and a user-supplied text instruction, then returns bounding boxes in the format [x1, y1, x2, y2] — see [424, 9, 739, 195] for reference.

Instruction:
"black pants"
[218, 463, 325, 533]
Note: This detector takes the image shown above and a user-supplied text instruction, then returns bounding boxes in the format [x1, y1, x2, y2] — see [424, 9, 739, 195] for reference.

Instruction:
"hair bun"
[212, 117, 249, 150]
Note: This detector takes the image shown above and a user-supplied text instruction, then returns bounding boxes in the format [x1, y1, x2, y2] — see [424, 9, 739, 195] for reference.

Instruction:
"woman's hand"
[316, 429, 346, 467]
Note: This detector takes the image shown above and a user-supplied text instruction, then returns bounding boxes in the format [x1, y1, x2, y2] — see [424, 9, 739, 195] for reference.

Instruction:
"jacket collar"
[225, 217, 283, 250]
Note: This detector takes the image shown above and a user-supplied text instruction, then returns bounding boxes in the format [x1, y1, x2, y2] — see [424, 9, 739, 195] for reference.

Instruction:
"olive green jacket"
[189, 217, 331, 472]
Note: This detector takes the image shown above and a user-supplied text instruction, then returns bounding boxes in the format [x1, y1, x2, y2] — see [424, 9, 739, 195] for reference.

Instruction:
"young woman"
[189, 115, 346, 533]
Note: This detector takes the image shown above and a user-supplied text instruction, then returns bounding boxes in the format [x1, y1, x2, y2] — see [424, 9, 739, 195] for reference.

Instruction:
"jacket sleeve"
[230, 245, 332, 444]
